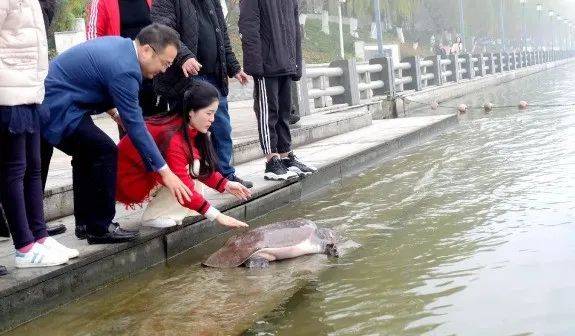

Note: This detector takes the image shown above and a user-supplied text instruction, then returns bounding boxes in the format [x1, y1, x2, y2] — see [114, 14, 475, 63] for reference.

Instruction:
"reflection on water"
[8, 66, 575, 336]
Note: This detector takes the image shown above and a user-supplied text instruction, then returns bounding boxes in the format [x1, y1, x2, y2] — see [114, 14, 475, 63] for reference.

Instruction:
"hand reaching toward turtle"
[225, 181, 252, 201]
[216, 213, 249, 228]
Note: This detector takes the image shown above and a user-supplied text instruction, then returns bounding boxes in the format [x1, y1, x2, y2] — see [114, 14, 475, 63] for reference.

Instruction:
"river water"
[8, 65, 575, 335]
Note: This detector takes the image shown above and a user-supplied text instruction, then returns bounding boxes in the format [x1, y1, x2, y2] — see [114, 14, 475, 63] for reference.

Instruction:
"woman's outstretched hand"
[216, 213, 249, 228]
[225, 181, 252, 201]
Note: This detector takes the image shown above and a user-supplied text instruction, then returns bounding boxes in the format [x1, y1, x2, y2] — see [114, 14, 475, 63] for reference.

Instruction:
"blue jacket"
[42, 36, 166, 171]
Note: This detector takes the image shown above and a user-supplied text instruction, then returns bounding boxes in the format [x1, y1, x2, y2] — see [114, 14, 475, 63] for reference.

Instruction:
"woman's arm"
[165, 139, 249, 227]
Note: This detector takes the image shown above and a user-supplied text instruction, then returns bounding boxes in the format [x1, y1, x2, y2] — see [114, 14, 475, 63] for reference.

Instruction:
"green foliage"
[53, 0, 88, 32]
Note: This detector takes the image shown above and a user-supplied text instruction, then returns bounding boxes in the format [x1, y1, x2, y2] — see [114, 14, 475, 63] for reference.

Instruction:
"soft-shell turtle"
[203, 219, 338, 268]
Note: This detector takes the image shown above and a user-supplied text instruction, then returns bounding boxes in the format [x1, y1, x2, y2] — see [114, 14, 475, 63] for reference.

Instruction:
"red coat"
[86, 0, 153, 39]
[116, 116, 228, 215]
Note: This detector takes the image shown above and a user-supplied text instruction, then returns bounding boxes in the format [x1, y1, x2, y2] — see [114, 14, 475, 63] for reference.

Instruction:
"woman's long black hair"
[148, 80, 221, 178]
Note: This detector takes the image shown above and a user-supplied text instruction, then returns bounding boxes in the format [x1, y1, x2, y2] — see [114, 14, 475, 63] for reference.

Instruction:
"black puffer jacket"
[238, 0, 302, 79]
[150, 0, 241, 98]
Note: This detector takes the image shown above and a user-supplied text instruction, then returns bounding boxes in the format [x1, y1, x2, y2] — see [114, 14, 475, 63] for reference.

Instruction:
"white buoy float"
[518, 100, 529, 110]
[457, 104, 468, 113]
[430, 101, 439, 110]
[483, 102, 494, 112]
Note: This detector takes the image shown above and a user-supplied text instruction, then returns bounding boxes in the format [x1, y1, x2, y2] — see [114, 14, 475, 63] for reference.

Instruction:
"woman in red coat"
[116, 81, 251, 228]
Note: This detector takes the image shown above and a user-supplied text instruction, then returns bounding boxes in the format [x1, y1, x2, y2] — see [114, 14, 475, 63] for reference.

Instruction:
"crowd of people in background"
[0, 0, 315, 274]
[432, 34, 464, 57]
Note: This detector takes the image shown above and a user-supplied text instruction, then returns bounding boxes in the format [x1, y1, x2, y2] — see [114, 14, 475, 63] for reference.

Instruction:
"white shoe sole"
[15, 259, 68, 268]
[64, 249, 80, 259]
[264, 171, 299, 181]
[42, 239, 80, 259]
[287, 166, 313, 176]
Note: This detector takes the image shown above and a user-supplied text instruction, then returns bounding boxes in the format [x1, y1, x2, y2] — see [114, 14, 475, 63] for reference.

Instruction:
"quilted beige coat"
[0, 0, 49, 106]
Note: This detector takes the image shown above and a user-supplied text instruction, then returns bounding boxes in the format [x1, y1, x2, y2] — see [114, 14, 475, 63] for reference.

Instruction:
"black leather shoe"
[47, 223, 67, 236]
[75, 225, 87, 240]
[0, 265, 7, 276]
[227, 174, 254, 189]
[87, 223, 139, 245]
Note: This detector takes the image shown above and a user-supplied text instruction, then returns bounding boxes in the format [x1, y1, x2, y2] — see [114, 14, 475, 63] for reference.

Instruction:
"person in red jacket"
[117, 81, 251, 228]
[86, 0, 159, 132]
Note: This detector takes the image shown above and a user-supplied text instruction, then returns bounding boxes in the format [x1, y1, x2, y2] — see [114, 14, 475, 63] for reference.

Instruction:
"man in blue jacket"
[41, 23, 192, 244]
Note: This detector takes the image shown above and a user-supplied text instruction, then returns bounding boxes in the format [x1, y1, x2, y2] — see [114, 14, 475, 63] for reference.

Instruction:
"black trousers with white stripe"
[253, 76, 293, 155]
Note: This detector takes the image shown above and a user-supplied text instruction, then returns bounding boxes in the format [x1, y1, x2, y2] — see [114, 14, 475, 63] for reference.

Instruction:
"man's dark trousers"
[195, 74, 235, 178]
[41, 114, 116, 235]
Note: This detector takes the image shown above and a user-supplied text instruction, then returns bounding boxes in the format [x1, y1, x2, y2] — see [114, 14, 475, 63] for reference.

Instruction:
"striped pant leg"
[276, 76, 293, 154]
[253, 77, 280, 156]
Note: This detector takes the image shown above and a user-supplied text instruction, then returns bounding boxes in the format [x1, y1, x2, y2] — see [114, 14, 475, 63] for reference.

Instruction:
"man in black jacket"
[150, 0, 253, 188]
[239, 0, 316, 181]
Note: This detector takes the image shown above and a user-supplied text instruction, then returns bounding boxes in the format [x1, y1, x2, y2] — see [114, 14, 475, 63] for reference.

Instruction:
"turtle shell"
[202, 219, 318, 268]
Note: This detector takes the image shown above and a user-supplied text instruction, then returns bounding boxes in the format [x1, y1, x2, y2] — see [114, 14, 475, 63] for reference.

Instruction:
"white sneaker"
[42, 237, 79, 259]
[15, 243, 69, 268]
[143, 217, 178, 228]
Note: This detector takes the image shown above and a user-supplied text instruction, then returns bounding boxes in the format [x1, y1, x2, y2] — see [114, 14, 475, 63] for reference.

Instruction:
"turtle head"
[324, 243, 339, 257]
[317, 228, 339, 258]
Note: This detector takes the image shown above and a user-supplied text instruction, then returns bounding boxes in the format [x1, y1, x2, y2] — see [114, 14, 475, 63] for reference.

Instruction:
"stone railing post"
[463, 53, 474, 79]
[292, 62, 311, 117]
[370, 56, 395, 98]
[402, 56, 422, 91]
[448, 53, 460, 82]
[487, 53, 495, 74]
[312, 76, 327, 108]
[502, 52, 510, 71]
[510, 52, 515, 70]
[495, 52, 503, 73]
[425, 55, 443, 86]
[475, 53, 486, 76]
[329, 59, 361, 106]
[538, 50, 542, 63]
[520, 52, 525, 67]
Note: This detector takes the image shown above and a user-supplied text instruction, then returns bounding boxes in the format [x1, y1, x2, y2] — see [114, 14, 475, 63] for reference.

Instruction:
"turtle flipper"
[244, 257, 270, 268]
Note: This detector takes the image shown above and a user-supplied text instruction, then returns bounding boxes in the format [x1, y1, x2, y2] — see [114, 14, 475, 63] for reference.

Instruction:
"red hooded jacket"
[85, 0, 153, 39]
